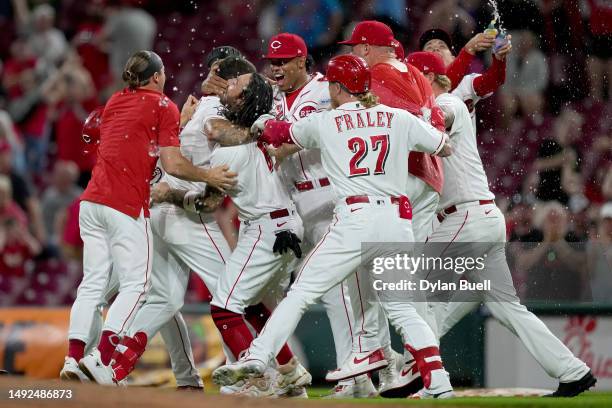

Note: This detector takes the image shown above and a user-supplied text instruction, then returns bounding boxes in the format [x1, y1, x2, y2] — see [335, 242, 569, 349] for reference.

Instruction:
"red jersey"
[370, 62, 445, 193]
[81, 88, 180, 218]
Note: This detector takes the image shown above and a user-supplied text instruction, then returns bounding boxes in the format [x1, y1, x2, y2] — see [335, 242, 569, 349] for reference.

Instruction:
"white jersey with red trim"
[435, 92, 494, 210]
[290, 101, 446, 201]
[210, 142, 292, 221]
[158, 96, 222, 192]
[451, 73, 491, 131]
[273, 72, 331, 189]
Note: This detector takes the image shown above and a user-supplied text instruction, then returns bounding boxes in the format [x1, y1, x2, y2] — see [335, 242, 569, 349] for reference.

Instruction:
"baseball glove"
[273, 230, 302, 258]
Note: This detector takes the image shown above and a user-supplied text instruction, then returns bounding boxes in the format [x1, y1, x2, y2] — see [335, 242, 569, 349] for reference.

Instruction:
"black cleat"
[544, 371, 597, 397]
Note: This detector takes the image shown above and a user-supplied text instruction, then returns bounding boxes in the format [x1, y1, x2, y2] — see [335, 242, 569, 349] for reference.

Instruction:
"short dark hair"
[205, 46, 242, 68]
[419, 28, 454, 52]
[217, 56, 256, 80]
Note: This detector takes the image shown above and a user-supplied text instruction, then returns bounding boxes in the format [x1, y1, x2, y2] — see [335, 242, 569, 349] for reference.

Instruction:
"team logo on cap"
[271, 40, 282, 49]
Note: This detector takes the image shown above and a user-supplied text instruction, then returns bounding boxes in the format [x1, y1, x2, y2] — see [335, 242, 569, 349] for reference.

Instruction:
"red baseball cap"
[339, 20, 399, 48]
[265, 33, 307, 59]
[406, 51, 446, 75]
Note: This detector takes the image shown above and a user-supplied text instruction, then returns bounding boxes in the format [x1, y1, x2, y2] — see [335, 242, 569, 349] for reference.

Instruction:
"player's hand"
[273, 230, 302, 258]
[266, 143, 300, 169]
[250, 113, 275, 136]
[183, 187, 225, 213]
[493, 35, 512, 61]
[180, 95, 199, 127]
[151, 182, 171, 204]
[438, 141, 454, 157]
[465, 33, 496, 55]
[203, 165, 237, 193]
[201, 61, 228, 96]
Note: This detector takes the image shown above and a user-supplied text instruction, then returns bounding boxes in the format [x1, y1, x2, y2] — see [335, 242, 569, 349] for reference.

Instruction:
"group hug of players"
[59, 20, 597, 399]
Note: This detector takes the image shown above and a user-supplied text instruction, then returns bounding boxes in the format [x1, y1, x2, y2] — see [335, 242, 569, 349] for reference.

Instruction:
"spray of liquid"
[486, 0, 508, 53]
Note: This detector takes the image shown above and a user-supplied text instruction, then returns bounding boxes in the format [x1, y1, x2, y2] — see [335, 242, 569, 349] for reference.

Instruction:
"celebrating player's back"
[290, 99, 448, 201]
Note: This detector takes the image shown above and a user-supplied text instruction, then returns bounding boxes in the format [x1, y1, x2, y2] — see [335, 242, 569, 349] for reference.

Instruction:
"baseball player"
[60, 101, 220, 390]
[204, 67, 312, 398]
[408, 51, 596, 398]
[419, 29, 511, 131]
[334, 20, 447, 396]
[378, 28, 515, 399]
[212, 54, 456, 400]
[74, 51, 250, 388]
[63, 50, 237, 384]
[264, 33, 375, 398]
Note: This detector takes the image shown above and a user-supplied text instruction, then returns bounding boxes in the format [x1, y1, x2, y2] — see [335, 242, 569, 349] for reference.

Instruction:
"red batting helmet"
[82, 106, 104, 145]
[323, 55, 370, 94]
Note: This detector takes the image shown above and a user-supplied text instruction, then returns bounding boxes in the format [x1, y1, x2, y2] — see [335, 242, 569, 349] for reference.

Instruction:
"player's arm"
[180, 95, 199, 127]
[403, 112, 453, 157]
[205, 118, 254, 146]
[259, 114, 321, 149]
[160, 147, 236, 191]
[472, 55, 507, 97]
[151, 181, 224, 213]
[446, 33, 495, 90]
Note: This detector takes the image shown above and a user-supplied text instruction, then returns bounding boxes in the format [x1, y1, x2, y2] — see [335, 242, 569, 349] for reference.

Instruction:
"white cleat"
[78, 349, 117, 386]
[276, 357, 312, 390]
[377, 347, 402, 394]
[325, 376, 377, 399]
[60, 357, 89, 382]
[220, 380, 245, 395]
[409, 387, 455, 399]
[275, 385, 308, 399]
[326, 348, 388, 382]
[379, 358, 423, 398]
[236, 376, 275, 397]
[212, 358, 266, 386]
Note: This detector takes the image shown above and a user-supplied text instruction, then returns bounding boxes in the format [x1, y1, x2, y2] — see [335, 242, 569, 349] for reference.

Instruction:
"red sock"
[211, 305, 254, 359]
[68, 339, 85, 361]
[245, 303, 294, 365]
[405, 344, 443, 389]
[98, 330, 120, 366]
[112, 332, 148, 382]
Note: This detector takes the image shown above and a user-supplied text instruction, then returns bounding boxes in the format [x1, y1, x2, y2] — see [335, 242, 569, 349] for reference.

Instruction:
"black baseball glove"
[273, 230, 302, 259]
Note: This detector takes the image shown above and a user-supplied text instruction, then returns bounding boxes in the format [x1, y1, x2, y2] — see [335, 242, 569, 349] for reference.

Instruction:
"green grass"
[305, 388, 612, 408]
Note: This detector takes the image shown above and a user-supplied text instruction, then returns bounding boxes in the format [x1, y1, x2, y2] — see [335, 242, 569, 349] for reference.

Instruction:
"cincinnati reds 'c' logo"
[271, 40, 282, 49]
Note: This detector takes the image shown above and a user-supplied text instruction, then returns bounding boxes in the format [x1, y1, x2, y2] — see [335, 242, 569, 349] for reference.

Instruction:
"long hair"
[222, 73, 273, 128]
[336, 82, 379, 108]
[122, 51, 163, 89]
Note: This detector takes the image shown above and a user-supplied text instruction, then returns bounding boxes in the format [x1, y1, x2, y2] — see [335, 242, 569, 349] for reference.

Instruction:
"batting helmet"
[323, 55, 370, 94]
[82, 106, 104, 145]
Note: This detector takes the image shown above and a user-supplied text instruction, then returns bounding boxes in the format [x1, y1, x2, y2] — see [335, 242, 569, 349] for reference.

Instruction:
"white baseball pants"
[427, 201, 589, 382]
[69, 201, 152, 341]
[248, 199, 441, 377]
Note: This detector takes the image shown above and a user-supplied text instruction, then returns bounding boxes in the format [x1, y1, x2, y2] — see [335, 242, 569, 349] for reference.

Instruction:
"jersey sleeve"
[435, 94, 463, 137]
[400, 110, 446, 155]
[199, 98, 225, 131]
[289, 113, 321, 149]
[158, 100, 181, 147]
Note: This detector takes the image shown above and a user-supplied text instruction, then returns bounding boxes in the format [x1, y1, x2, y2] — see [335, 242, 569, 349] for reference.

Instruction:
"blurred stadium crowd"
[0, 0, 610, 306]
